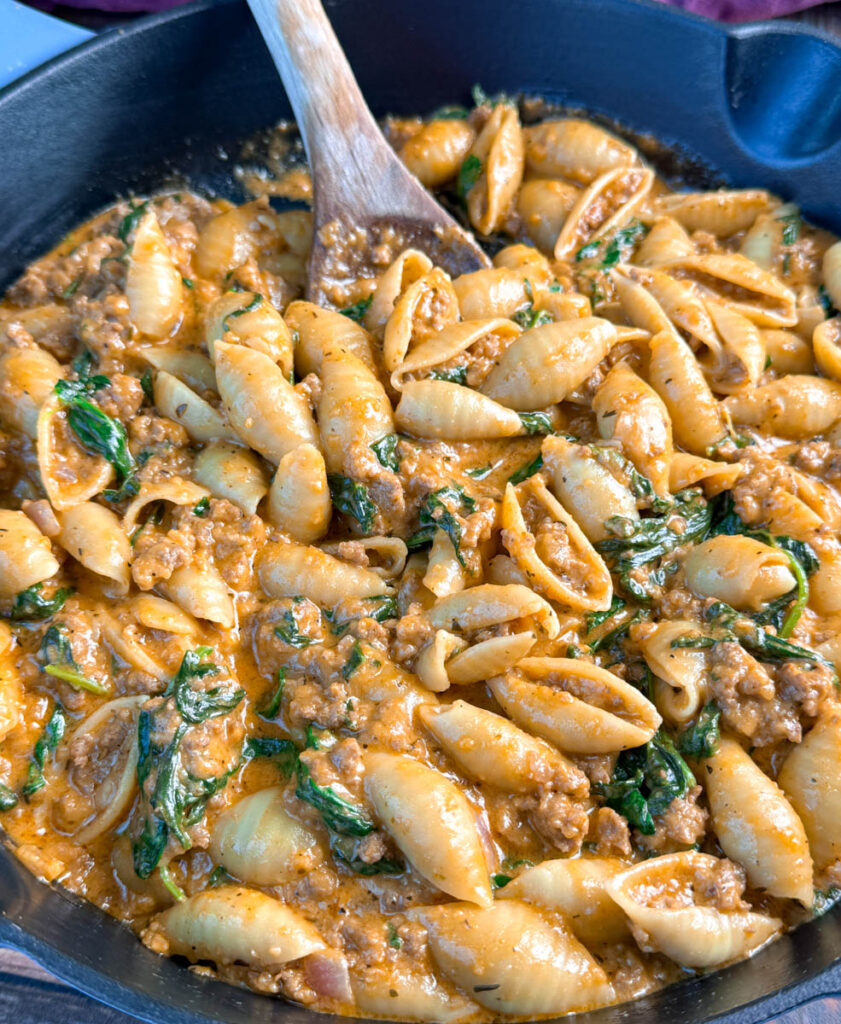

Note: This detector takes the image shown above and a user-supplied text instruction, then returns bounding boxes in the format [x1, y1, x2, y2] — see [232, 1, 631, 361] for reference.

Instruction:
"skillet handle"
[0, 3, 92, 91]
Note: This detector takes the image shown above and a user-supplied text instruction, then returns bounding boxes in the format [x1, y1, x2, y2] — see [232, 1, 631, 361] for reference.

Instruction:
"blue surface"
[0, 0, 91, 88]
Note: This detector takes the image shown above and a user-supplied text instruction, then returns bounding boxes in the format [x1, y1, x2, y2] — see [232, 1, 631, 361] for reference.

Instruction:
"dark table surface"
[4, 1, 841, 1021]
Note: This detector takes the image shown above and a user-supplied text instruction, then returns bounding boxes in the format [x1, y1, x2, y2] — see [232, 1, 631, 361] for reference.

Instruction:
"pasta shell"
[637, 620, 710, 724]
[0, 509, 60, 599]
[410, 900, 613, 1015]
[500, 857, 630, 945]
[445, 631, 536, 685]
[635, 216, 694, 267]
[390, 317, 520, 391]
[399, 118, 475, 188]
[318, 344, 394, 473]
[147, 886, 325, 969]
[810, 544, 841, 616]
[58, 502, 131, 594]
[98, 608, 170, 682]
[422, 530, 467, 598]
[126, 210, 183, 340]
[131, 594, 197, 636]
[427, 583, 560, 638]
[364, 751, 492, 906]
[159, 563, 234, 629]
[351, 968, 480, 1023]
[383, 268, 460, 372]
[683, 535, 796, 612]
[823, 241, 841, 311]
[194, 201, 262, 279]
[0, 623, 23, 741]
[501, 478, 613, 611]
[321, 537, 407, 580]
[365, 248, 433, 336]
[464, 103, 525, 236]
[668, 452, 743, 496]
[605, 852, 781, 968]
[554, 167, 654, 261]
[267, 444, 331, 544]
[704, 299, 766, 394]
[664, 253, 797, 328]
[812, 316, 841, 382]
[452, 266, 534, 320]
[395, 379, 524, 440]
[214, 340, 318, 462]
[414, 629, 468, 692]
[517, 178, 580, 253]
[524, 118, 640, 184]
[37, 393, 114, 510]
[652, 190, 773, 235]
[62, 695, 146, 844]
[542, 434, 639, 543]
[418, 700, 587, 795]
[140, 345, 216, 394]
[209, 787, 322, 885]
[593, 361, 673, 497]
[481, 316, 616, 410]
[618, 265, 721, 355]
[703, 738, 813, 906]
[193, 441, 269, 515]
[489, 658, 661, 754]
[205, 291, 294, 380]
[258, 542, 387, 605]
[762, 329, 813, 375]
[153, 370, 235, 444]
[648, 329, 726, 455]
[284, 300, 376, 377]
[0, 344, 62, 439]
[723, 375, 841, 439]
[122, 478, 210, 534]
[779, 710, 841, 873]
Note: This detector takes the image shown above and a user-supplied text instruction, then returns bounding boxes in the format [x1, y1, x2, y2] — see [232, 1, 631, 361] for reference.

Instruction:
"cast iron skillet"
[2, 0, 841, 1020]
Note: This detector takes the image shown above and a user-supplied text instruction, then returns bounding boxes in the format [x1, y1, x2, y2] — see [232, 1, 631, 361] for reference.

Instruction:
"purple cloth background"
[22, 0, 833, 20]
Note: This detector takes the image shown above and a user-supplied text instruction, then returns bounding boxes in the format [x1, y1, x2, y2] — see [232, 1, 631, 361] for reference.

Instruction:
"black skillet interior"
[2, 0, 841, 1020]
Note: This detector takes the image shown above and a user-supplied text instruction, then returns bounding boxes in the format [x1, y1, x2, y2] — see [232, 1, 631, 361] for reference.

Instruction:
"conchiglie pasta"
[554, 166, 653, 260]
[145, 887, 325, 969]
[703, 738, 813, 906]
[410, 900, 613, 1015]
[214, 340, 318, 462]
[652, 189, 773, 236]
[399, 118, 475, 188]
[351, 968, 480, 1024]
[37, 394, 114, 510]
[0, 509, 60, 599]
[209, 787, 322, 885]
[395, 380, 524, 440]
[490, 657, 661, 754]
[153, 370, 234, 444]
[444, 631, 536, 685]
[0, 344, 62, 439]
[463, 103, 525, 236]
[159, 562, 234, 629]
[452, 266, 533, 320]
[58, 502, 131, 593]
[637, 620, 710, 724]
[427, 583, 559, 638]
[125, 209, 182, 340]
[683, 535, 796, 612]
[258, 542, 387, 605]
[418, 700, 587, 795]
[524, 118, 639, 184]
[267, 443, 332, 544]
[364, 751, 492, 907]
[194, 200, 262, 279]
[779, 711, 841, 874]
[668, 452, 743, 496]
[500, 857, 630, 945]
[723, 375, 841, 438]
[606, 852, 780, 968]
[517, 178, 579, 253]
[0, 622, 23, 741]
[205, 291, 294, 379]
[284, 300, 375, 376]
[193, 441, 269, 515]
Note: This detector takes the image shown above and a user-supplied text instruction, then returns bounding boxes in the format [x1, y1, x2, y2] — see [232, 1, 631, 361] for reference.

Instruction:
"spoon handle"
[246, 0, 393, 209]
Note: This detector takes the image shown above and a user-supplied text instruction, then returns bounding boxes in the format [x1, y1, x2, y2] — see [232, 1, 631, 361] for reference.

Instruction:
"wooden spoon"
[246, 0, 491, 306]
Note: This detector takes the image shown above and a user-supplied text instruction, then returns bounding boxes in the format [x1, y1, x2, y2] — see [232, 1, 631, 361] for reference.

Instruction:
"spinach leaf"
[670, 634, 716, 649]
[818, 284, 838, 319]
[387, 922, 403, 949]
[132, 816, 168, 879]
[274, 608, 316, 649]
[457, 154, 482, 200]
[62, 277, 82, 299]
[40, 624, 108, 696]
[327, 474, 377, 533]
[595, 730, 695, 835]
[429, 365, 468, 384]
[778, 211, 801, 246]
[678, 702, 721, 758]
[158, 862, 186, 902]
[466, 464, 494, 480]
[592, 445, 670, 513]
[242, 735, 298, 777]
[140, 368, 154, 403]
[341, 640, 365, 680]
[208, 865, 234, 886]
[512, 306, 553, 331]
[339, 295, 373, 324]
[371, 434, 401, 472]
[165, 647, 244, 725]
[492, 873, 513, 889]
[9, 584, 73, 622]
[508, 452, 543, 486]
[331, 835, 403, 875]
[576, 220, 648, 268]
[257, 668, 286, 719]
[0, 783, 18, 811]
[363, 594, 398, 623]
[518, 411, 554, 435]
[23, 704, 66, 799]
[407, 485, 476, 566]
[192, 496, 210, 517]
[430, 104, 469, 120]
[54, 375, 138, 502]
[295, 762, 374, 836]
[585, 595, 625, 633]
[118, 200, 149, 245]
